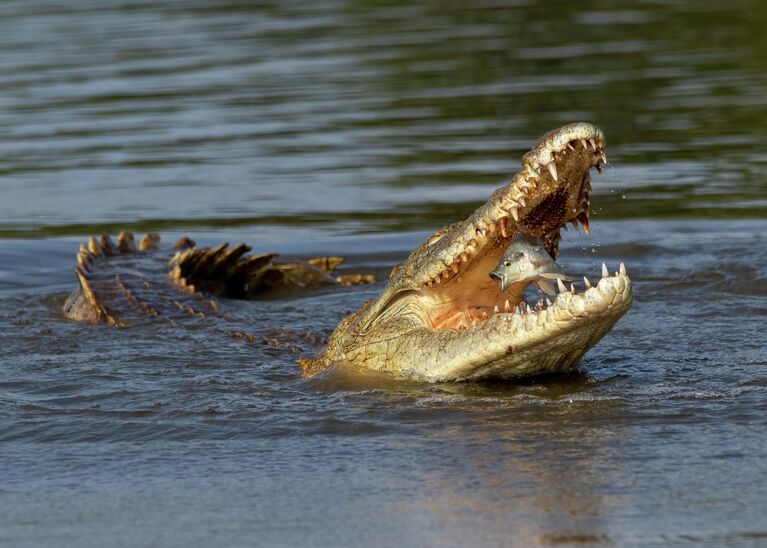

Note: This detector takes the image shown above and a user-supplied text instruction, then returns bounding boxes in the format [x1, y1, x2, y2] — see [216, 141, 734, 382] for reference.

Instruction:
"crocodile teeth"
[581, 139, 588, 149]
[499, 217, 508, 238]
[578, 212, 590, 235]
[583, 276, 592, 289]
[517, 196, 526, 207]
[451, 262, 459, 273]
[494, 305, 500, 314]
[567, 142, 575, 151]
[571, 220, 579, 232]
[620, 262, 627, 276]
[589, 138, 596, 150]
[602, 262, 609, 278]
[547, 162, 558, 181]
[570, 283, 576, 295]
[557, 278, 567, 293]
[546, 298, 552, 307]
[504, 299, 511, 312]
[460, 252, 469, 263]
[508, 205, 519, 222]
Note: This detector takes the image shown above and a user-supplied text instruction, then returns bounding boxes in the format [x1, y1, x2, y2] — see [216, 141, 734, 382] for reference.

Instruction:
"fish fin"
[538, 272, 572, 281]
[536, 279, 557, 296]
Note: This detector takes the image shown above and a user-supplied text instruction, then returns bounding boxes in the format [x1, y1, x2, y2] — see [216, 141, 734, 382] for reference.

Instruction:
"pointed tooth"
[451, 262, 459, 273]
[494, 305, 500, 314]
[470, 239, 478, 248]
[557, 278, 567, 293]
[472, 319, 477, 327]
[499, 217, 508, 238]
[567, 142, 575, 151]
[435, 276, 441, 284]
[570, 283, 576, 295]
[571, 220, 580, 233]
[504, 299, 511, 312]
[589, 138, 596, 150]
[579, 214, 591, 235]
[517, 196, 526, 207]
[583, 276, 592, 289]
[602, 263, 609, 278]
[620, 262, 627, 276]
[509, 205, 519, 222]
[581, 139, 588, 149]
[460, 252, 469, 263]
[546, 298, 552, 307]
[526, 304, 532, 313]
[481, 310, 488, 320]
[442, 270, 450, 279]
[547, 162, 558, 181]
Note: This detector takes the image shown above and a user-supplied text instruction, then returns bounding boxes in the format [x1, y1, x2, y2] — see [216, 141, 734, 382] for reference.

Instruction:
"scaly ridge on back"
[65, 231, 375, 328]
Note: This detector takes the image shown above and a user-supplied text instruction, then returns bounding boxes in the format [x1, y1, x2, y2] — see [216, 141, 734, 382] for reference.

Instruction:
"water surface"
[1, 1, 766, 546]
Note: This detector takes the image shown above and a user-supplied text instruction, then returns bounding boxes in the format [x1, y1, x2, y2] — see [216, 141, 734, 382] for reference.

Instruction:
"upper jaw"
[408, 122, 606, 290]
[359, 122, 608, 332]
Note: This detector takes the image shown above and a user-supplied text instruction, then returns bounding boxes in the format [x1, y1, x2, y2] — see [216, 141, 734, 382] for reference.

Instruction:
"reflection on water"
[1, 0, 766, 237]
[1, 0, 767, 546]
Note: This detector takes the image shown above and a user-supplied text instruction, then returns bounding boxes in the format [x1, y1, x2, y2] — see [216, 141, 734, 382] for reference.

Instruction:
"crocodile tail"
[167, 246, 370, 298]
[65, 232, 148, 327]
[64, 231, 220, 327]
[168, 244, 281, 298]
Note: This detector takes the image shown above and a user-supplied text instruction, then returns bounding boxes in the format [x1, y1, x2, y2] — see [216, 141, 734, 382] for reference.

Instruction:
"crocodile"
[64, 122, 632, 382]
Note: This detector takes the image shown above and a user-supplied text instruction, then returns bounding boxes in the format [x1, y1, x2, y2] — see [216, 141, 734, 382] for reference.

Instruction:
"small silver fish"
[490, 233, 571, 295]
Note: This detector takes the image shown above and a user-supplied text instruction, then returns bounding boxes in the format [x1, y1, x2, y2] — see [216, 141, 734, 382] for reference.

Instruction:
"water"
[1, 1, 766, 546]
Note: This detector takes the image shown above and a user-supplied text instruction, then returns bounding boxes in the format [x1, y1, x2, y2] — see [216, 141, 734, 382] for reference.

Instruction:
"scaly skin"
[64, 123, 631, 382]
[299, 122, 632, 380]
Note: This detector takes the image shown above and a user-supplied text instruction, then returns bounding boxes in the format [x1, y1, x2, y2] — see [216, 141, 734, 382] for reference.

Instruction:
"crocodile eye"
[503, 260, 511, 267]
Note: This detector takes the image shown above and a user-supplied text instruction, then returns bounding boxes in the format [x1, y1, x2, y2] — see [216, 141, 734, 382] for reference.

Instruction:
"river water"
[1, 1, 766, 546]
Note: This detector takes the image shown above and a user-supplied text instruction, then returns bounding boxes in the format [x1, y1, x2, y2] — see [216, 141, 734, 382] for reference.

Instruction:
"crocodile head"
[304, 123, 632, 381]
